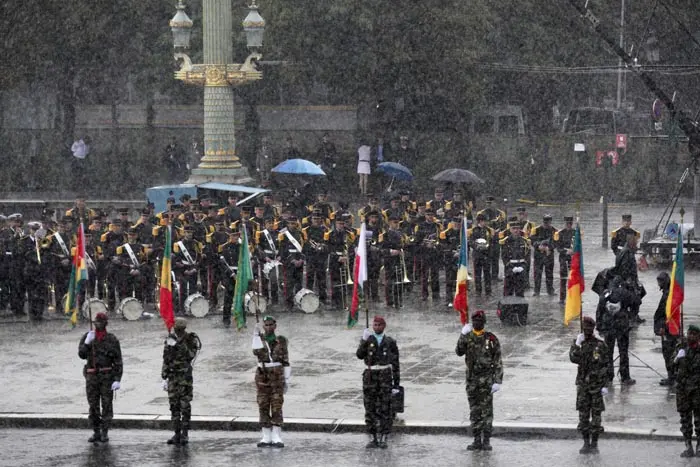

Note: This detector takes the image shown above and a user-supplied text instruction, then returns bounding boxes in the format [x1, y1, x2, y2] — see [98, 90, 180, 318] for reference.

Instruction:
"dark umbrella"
[376, 162, 413, 181]
[432, 168, 484, 184]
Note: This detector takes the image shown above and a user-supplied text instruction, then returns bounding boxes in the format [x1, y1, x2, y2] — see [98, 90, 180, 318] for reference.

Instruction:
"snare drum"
[294, 288, 319, 313]
[184, 293, 209, 318]
[263, 260, 281, 287]
[82, 298, 109, 321]
[118, 297, 144, 321]
[245, 291, 267, 315]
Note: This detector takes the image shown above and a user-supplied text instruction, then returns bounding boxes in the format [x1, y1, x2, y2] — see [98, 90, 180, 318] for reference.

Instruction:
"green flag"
[232, 228, 253, 330]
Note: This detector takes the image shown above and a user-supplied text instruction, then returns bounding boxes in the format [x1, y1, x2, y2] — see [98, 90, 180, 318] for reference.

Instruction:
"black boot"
[377, 434, 388, 449]
[579, 433, 590, 454]
[100, 428, 109, 443]
[482, 434, 492, 451]
[681, 439, 694, 457]
[88, 430, 101, 443]
[589, 433, 599, 453]
[365, 433, 378, 449]
[180, 425, 189, 445]
[167, 431, 181, 445]
[467, 433, 482, 451]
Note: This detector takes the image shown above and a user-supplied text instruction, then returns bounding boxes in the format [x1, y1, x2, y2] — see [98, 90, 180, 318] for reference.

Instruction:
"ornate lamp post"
[170, 0, 265, 185]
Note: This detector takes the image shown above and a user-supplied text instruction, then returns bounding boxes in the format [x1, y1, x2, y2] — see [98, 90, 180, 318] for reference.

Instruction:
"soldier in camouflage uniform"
[455, 309, 503, 451]
[569, 316, 609, 454]
[252, 315, 291, 448]
[674, 324, 700, 458]
[161, 317, 201, 446]
[357, 315, 400, 449]
[78, 312, 123, 443]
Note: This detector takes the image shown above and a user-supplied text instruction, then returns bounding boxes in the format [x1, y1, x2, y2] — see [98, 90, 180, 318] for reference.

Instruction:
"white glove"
[111, 381, 121, 391]
[601, 387, 608, 396]
[461, 323, 473, 335]
[252, 333, 264, 350]
[284, 381, 289, 394]
[362, 328, 372, 341]
[491, 383, 501, 393]
[162, 380, 168, 391]
[84, 331, 95, 345]
[392, 387, 401, 395]
[513, 267, 524, 274]
[284, 367, 291, 393]
[675, 349, 686, 361]
[575, 333, 585, 347]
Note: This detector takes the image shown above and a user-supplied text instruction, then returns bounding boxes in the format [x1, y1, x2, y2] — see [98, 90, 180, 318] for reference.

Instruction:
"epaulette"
[498, 236, 507, 246]
[116, 246, 123, 255]
[323, 231, 331, 241]
[439, 230, 447, 240]
[152, 226, 160, 237]
[217, 208, 226, 216]
[445, 201, 453, 210]
[101, 232, 109, 243]
[553, 231, 560, 241]
[498, 230, 506, 239]
[278, 232, 285, 242]
[348, 231, 356, 242]
[467, 228, 474, 236]
[218, 244, 225, 253]
[65, 209, 72, 217]
[378, 232, 384, 242]
[173, 243, 180, 253]
[329, 211, 336, 220]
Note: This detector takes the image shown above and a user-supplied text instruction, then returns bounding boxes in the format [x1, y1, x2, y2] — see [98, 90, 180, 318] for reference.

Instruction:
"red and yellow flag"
[564, 224, 584, 325]
[159, 226, 175, 331]
[65, 222, 89, 326]
[453, 217, 469, 325]
[666, 227, 684, 336]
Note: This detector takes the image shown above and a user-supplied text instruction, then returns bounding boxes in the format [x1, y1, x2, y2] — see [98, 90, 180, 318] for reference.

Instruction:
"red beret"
[373, 316, 386, 325]
[582, 316, 596, 326]
[471, 310, 486, 320]
[94, 312, 108, 322]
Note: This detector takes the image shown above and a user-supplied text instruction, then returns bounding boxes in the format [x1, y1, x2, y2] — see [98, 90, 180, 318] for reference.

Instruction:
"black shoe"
[377, 434, 388, 449]
[681, 440, 694, 458]
[634, 316, 646, 324]
[88, 431, 101, 443]
[532, 291, 540, 297]
[167, 433, 181, 445]
[589, 433, 599, 453]
[659, 378, 671, 386]
[180, 429, 189, 445]
[466, 436, 482, 451]
[481, 435, 492, 451]
[547, 290, 556, 296]
[621, 378, 636, 386]
[100, 430, 109, 443]
[365, 434, 378, 449]
[579, 434, 591, 454]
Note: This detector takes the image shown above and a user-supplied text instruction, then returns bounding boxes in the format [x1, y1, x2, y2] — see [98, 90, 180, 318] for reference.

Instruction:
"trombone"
[336, 247, 354, 310]
[392, 249, 411, 308]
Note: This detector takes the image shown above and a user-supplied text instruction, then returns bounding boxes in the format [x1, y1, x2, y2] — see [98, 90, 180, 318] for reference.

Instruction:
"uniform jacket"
[455, 331, 503, 385]
[569, 336, 609, 392]
[78, 331, 123, 381]
[356, 335, 400, 385]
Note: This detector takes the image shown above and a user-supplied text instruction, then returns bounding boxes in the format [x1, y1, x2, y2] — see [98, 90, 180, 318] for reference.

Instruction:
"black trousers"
[559, 253, 571, 301]
[605, 329, 631, 381]
[662, 334, 679, 382]
[473, 254, 491, 294]
[283, 262, 303, 308]
[503, 267, 526, 297]
[419, 251, 440, 299]
[306, 256, 327, 300]
[533, 253, 554, 294]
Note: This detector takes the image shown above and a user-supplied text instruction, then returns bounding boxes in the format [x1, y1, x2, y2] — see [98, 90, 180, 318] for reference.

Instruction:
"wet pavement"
[0, 429, 690, 467]
[0, 204, 697, 437]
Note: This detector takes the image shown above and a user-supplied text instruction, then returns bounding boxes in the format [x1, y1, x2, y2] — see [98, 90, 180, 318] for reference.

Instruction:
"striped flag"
[348, 222, 368, 328]
[233, 228, 253, 330]
[666, 226, 684, 336]
[159, 226, 175, 331]
[453, 217, 469, 325]
[564, 223, 584, 325]
[65, 222, 89, 326]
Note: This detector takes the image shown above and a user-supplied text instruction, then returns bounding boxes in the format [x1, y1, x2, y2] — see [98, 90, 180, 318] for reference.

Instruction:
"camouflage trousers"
[85, 373, 114, 431]
[362, 368, 393, 435]
[255, 367, 285, 427]
[168, 377, 193, 426]
[677, 389, 700, 439]
[467, 380, 494, 436]
[576, 386, 605, 435]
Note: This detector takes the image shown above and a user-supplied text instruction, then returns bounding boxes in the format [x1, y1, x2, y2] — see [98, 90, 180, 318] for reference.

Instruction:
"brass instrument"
[48, 283, 57, 313]
[399, 249, 411, 284]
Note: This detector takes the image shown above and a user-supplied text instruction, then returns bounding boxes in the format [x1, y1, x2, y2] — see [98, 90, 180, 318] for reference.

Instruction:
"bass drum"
[245, 291, 267, 316]
[184, 293, 209, 318]
[263, 260, 282, 288]
[118, 297, 144, 321]
[82, 298, 109, 321]
[294, 288, 319, 314]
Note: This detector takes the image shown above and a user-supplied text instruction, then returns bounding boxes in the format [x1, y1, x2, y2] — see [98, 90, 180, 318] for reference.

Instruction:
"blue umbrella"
[376, 162, 413, 181]
[272, 159, 326, 176]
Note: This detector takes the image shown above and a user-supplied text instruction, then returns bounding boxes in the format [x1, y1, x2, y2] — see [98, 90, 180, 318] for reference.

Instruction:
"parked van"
[561, 107, 625, 135]
[470, 105, 526, 136]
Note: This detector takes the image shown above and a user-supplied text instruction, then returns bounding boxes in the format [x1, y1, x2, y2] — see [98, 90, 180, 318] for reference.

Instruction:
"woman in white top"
[357, 140, 371, 196]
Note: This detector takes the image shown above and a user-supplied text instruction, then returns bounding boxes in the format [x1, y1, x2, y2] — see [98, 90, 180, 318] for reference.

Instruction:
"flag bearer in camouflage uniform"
[78, 312, 122, 443]
[162, 317, 201, 446]
[252, 315, 291, 448]
[455, 310, 503, 451]
[569, 316, 609, 455]
[674, 324, 700, 458]
[356, 315, 401, 449]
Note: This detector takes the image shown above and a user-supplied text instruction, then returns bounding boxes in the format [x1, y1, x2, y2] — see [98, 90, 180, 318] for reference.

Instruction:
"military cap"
[517, 207, 527, 213]
[367, 193, 378, 200]
[689, 324, 700, 333]
[582, 316, 596, 327]
[240, 206, 252, 214]
[388, 214, 402, 222]
[214, 215, 225, 224]
[94, 312, 108, 322]
[27, 221, 41, 230]
[564, 216, 574, 222]
[453, 189, 464, 195]
[226, 226, 240, 235]
[476, 213, 485, 221]
[166, 197, 176, 204]
[111, 218, 123, 226]
[471, 310, 486, 320]
[189, 198, 199, 205]
[622, 214, 632, 221]
[390, 194, 401, 201]
[452, 214, 463, 221]
[543, 214, 553, 221]
[179, 194, 191, 202]
[141, 208, 150, 215]
[262, 193, 273, 199]
[367, 210, 380, 217]
[8, 213, 22, 220]
[174, 317, 187, 330]
[263, 216, 275, 223]
[118, 208, 130, 215]
[485, 196, 495, 203]
[76, 194, 88, 200]
[227, 192, 239, 199]
[312, 209, 323, 218]
[127, 227, 139, 236]
[199, 195, 211, 202]
[263, 315, 276, 323]
[399, 190, 411, 196]
[171, 204, 183, 210]
[288, 215, 298, 222]
[407, 209, 418, 217]
[43, 208, 55, 217]
[434, 187, 444, 194]
[424, 208, 435, 215]
[336, 215, 348, 223]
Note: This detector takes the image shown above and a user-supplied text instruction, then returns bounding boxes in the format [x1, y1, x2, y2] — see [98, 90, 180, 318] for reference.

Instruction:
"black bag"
[391, 385, 404, 413]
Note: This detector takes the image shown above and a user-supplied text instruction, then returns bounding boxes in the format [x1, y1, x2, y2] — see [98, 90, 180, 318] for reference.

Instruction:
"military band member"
[456, 310, 503, 451]
[477, 196, 506, 281]
[0, 215, 13, 310]
[570, 316, 609, 455]
[382, 195, 406, 225]
[500, 219, 530, 297]
[554, 216, 575, 304]
[278, 216, 305, 310]
[249, 204, 267, 232]
[426, 187, 448, 220]
[43, 218, 74, 305]
[65, 195, 97, 227]
[231, 206, 256, 242]
[399, 190, 416, 216]
[358, 193, 382, 226]
[357, 316, 400, 449]
[326, 214, 355, 310]
[255, 217, 280, 305]
[439, 215, 461, 306]
[468, 214, 494, 296]
[383, 215, 406, 308]
[302, 210, 329, 303]
[115, 228, 149, 301]
[329, 201, 353, 230]
[530, 214, 558, 296]
[173, 225, 203, 313]
[79, 312, 122, 443]
[117, 208, 133, 231]
[218, 192, 242, 225]
[262, 193, 279, 220]
[517, 207, 534, 287]
[414, 208, 442, 301]
[8, 214, 26, 315]
[445, 189, 472, 224]
[252, 315, 291, 448]
[309, 190, 333, 220]
[162, 317, 201, 446]
[218, 228, 240, 326]
[23, 221, 46, 320]
[79, 230, 101, 304]
[610, 214, 639, 256]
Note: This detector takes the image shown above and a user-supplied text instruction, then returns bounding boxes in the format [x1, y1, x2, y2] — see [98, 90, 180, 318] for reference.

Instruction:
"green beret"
[263, 315, 276, 323]
[688, 324, 700, 333]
